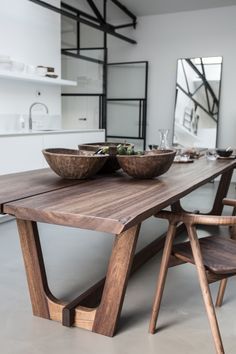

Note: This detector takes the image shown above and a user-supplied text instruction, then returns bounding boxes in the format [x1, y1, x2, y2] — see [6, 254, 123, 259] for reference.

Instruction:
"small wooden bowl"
[117, 150, 176, 179]
[43, 148, 108, 179]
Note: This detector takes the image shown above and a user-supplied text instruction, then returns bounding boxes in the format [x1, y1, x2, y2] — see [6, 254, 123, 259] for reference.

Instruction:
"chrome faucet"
[29, 102, 49, 130]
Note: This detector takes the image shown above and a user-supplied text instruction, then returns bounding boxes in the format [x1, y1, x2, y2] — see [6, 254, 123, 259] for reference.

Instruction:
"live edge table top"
[0, 168, 83, 213]
[3, 159, 236, 235]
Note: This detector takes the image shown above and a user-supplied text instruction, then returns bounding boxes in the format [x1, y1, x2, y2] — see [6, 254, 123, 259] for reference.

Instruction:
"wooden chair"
[149, 198, 236, 354]
[216, 198, 236, 308]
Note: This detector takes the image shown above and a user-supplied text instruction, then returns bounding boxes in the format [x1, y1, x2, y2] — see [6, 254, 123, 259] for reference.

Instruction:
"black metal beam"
[110, 0, 136, 22]
[192, 82, 204, 97]
[62, 47, 105, 51]
[107, 98, 145, 101]
[29, 0, 137, 44]
[62, 49, 104, 64]
[177, 83, 217, 122]
[86, 0, 105, 23]
[61, 1, 100, 23]
[143, 61, 149, 149]
[108, 60, 148, 65]
[102, 0, 108, 131]
[186, 59, 219, 107]
[62, 93, 104, 96]
[76, 19, 80, 54]
[200, 58, 211, 113]
[181, 60, 190, 94]
[115, 22, 136, 29]
[138, 100, 142, 138]
[107, 135, 144, 140]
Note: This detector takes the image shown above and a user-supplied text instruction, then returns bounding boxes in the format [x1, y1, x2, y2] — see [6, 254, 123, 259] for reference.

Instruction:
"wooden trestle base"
[17, 219, 170, 336]
[16, 218, 185, 337]
[11, 161, 235, 337]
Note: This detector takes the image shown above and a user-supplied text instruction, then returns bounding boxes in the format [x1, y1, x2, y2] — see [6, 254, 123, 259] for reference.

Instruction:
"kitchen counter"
[0, 129, 105, 176]
[0, 129, 105, 137]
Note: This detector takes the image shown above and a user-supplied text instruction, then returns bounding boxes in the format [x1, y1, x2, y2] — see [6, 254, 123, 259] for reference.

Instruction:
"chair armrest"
[156, 210, 236, 226]
[223, 198, 236, 207]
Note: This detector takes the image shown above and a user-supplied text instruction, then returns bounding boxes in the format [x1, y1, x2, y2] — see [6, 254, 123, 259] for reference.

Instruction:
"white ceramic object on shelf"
[0, 62, 12, 71]
[35, 66, 47, 76]
[0, 55, 12, 71]
[11, 61, 25, 72]
[26, 64, 36, 75]
[0, 55, 11, 64]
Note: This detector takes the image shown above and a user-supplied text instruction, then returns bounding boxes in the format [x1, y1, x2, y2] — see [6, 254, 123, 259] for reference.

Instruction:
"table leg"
[210, 169, 233, 215]
[17, 219, 140, 337]
[171, 168, 233, 215]
[17, 219, 98, 330]
[92, 224, 141, 337]
[16, 219, 51, 319]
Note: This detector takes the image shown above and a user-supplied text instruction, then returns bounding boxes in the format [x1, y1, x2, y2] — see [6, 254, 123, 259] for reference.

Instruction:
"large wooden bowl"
[79, 142, 132, 173]
[43, 148, 108, 179]
[117, 150, 176, 179]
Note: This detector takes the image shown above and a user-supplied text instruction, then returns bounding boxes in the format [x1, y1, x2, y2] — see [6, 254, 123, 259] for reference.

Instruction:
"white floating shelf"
[0, 70, 77, 86]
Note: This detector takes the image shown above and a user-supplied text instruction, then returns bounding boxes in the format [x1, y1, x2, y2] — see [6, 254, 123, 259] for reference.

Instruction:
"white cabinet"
[0, 130, 105, 175]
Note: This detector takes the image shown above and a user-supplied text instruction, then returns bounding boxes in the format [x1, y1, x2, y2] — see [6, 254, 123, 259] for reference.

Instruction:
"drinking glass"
[206, 149, 217, 161]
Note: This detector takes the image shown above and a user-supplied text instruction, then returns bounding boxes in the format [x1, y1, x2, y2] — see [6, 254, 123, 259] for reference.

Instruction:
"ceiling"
[65, 0, 236, 21]
[114, 0, 236, 17]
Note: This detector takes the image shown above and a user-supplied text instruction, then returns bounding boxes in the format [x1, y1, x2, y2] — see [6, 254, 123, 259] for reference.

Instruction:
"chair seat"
[173, 236, 236, 274]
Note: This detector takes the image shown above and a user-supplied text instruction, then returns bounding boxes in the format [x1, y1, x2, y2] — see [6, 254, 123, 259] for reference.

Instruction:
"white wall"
[108, 6, 236, 149]
[0, 0, 61, 116]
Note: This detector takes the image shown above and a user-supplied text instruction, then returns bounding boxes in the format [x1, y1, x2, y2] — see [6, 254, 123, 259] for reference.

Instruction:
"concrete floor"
[1, 182, 236, 354]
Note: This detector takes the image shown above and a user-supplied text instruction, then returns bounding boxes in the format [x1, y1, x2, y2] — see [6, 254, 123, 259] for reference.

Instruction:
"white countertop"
[0, 129, 105, 137]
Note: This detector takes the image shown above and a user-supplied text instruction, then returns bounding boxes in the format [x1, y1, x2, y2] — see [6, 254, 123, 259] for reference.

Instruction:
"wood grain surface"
[0, 168, 83, 213]
[173, 236, 236, 274]
[92, 224, 140, 336]
[4, 159, 236, 235]
[6, 159, 236, 339]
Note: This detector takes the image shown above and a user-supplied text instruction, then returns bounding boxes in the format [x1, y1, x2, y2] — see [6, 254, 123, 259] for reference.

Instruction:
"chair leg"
[215, 207, 236, 309]
[187, 225, 224, 354]
[215, 279, 228, 307]
[149, 223, 177, 334]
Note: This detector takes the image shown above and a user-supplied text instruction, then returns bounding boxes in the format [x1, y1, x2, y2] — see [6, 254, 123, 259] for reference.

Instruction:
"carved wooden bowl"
[117, 150, 176, 179]
[43, 148, 108, 179]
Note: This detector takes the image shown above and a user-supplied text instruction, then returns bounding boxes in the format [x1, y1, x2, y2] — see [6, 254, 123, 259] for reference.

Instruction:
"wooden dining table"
[1, 158, 236, 337]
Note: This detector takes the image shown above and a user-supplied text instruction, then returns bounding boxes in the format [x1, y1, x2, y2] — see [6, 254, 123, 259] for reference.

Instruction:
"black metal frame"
[177, 58, 220, 123]
[106, 61, 148, 149]
[61, 93, 105, 129]
[29, 0, 148, 149]
[173, 57, 223, 147]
